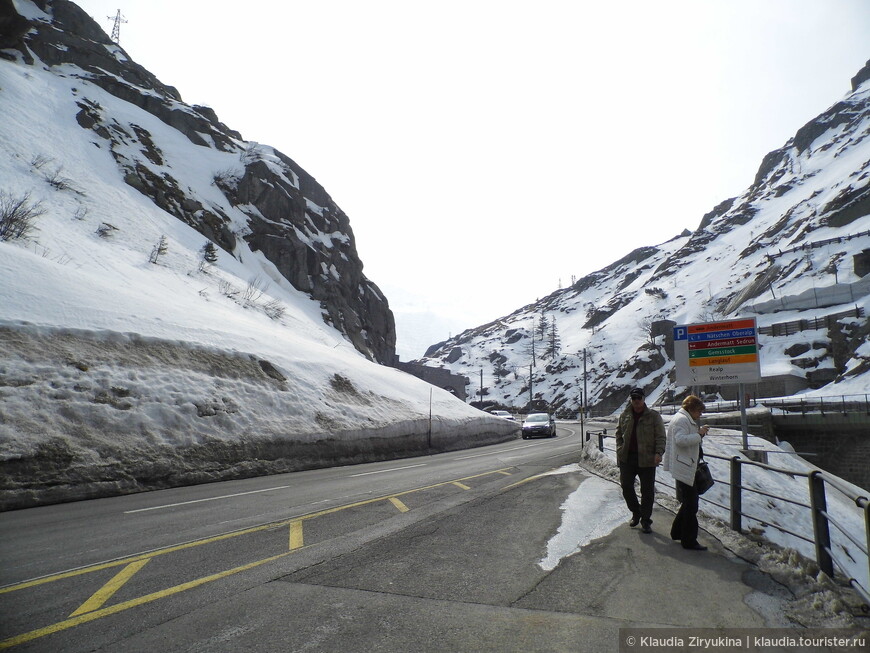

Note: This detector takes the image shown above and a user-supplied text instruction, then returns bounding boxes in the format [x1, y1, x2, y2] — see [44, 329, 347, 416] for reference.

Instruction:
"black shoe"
[683, 543, 707, 551]
[641, 525, 652, 534]
[629, 514, 640, 527]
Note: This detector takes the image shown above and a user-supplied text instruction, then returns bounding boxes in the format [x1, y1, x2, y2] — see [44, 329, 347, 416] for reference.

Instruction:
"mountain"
[417, 61, 870, 415]
[0, 0, 515, 509]
[4, 0, 396, 364]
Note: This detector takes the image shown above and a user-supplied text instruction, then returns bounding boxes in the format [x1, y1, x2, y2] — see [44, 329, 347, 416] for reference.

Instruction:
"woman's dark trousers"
[671, 480, 700, 547]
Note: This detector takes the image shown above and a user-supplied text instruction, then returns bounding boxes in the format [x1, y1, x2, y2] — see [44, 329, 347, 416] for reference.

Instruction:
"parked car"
[491, 410, 516, 421]
[521, 412, 556, 438]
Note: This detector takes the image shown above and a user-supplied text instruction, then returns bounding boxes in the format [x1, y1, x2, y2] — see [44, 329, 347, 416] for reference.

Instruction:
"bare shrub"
[95, 222, 117, 238]
[0, 190, 45, 241]
[240, 142, 260, 164]
[263, 298, 286, 320]
[44, 168, 79, 193]
[242, 276, 267, 304]
[30, 154, 52, 170]
[218, 279, 239, 299]
[212, 168, 240, 187]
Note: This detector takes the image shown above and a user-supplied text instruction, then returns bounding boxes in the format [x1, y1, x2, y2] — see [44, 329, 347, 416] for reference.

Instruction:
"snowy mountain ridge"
[418, 61, 870, 414]
[0, 0, 514, 509]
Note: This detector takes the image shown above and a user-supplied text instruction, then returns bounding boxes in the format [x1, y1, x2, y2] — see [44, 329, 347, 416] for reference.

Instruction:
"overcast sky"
[72, 0, 869, 353]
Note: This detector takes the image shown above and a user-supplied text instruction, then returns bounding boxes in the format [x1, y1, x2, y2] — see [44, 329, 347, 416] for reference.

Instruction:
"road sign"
[673, 318, 761, 385]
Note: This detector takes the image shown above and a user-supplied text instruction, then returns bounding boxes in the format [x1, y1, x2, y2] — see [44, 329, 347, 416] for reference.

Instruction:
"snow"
[417, 87, 870, 409]
[539, 473, 626, 571]
[542, 419, 870, 624]
[0, 23, 515, 506]
[531, 421, 869, 625]
[1, 3, 867, 624]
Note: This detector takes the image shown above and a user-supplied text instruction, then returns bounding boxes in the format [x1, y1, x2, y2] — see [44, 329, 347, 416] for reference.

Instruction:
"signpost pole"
[738, 382, 749, 449]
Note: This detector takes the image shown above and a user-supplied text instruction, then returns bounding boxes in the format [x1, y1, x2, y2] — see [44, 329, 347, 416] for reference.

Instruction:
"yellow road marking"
[289, 521, 304, 550]
[0, 550, 297, 650]
[451, 482, 471, 490]
[503, 473, 546, 490]
[1, 467, 516, 596]
[0, 466, 520, 649]
[388, 497, 410, 513]
[69, 558, 150, 617]
[497, 470, 513, 476]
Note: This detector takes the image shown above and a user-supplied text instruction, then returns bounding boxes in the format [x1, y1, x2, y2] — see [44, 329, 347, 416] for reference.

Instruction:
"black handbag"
[694, 446, 714, 495]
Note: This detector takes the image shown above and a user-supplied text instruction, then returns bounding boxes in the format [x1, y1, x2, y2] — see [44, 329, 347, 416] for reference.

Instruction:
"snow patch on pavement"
[539, 472, 626, 571]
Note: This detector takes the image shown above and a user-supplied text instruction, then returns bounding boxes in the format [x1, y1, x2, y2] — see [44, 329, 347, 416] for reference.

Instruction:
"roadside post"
[673, 318, 762, 451]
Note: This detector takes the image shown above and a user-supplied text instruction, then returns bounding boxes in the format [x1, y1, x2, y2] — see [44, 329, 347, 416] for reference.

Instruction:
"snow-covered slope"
[0, 0, 515, 509]
[419, 62, 870, 415]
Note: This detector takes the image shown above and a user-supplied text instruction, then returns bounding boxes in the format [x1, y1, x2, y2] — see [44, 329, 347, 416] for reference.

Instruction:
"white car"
[490, 410, 516, 421]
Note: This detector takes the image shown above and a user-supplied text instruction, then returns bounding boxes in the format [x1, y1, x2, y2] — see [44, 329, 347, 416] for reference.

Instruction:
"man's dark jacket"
[615, 403, 666, 467]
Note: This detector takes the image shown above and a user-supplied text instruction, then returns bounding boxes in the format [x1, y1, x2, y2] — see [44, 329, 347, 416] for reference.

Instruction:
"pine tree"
[149, 235, 168, 264]
[536, 313, 549, 341]
[544, 320, 561, 360]
[202, 241, 218, 263]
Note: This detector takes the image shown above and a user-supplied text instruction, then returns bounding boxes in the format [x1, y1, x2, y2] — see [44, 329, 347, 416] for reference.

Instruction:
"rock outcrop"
[3, 0, 395, 363]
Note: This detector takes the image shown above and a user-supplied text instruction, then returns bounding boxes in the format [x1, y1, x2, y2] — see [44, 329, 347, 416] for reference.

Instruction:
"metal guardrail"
[585, 429, 607, 451]
[655, 394, 870, 417]
[762, 394, 870, 416]
[655, 401, 754, 415]
[765, 228, 870, 261]
[757, 306, 865, 337]
[590, 434, 870, 607]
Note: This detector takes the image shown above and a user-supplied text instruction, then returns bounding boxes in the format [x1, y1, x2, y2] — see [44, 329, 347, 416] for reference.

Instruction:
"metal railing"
[654, 394, 870, 417]
[762, 394, 870, 416]
[655, 400, 751, 416]
[588, 432, 870, 606]
[757, 306, 865, 337]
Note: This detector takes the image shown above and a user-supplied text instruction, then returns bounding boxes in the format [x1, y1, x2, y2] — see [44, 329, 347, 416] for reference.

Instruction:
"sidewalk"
[105, 466, 802, 653]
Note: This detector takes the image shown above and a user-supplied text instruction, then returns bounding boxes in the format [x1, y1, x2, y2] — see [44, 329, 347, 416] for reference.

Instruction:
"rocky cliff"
[1, 0, 395, 363]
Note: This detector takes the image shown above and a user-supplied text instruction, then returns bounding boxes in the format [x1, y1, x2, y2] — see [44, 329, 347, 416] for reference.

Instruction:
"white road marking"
[452, 442, 548, 460]
[123, 486, 291, 513]
[347, 464, 426, 477]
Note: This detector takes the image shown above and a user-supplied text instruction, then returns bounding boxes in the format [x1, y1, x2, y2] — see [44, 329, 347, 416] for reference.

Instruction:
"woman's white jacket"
[663, 408, 702, 486]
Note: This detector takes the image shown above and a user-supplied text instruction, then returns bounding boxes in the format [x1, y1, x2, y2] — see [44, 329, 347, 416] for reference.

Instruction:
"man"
[615, 387, 666, 534]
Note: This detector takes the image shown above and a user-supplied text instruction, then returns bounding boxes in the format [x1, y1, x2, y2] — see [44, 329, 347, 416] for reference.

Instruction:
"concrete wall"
[771, 413, 870, 491]
[394, 361, 469, 400]
[718, 375, 810, 401]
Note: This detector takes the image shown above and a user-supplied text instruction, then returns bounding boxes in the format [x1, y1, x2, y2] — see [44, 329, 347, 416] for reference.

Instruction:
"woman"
[664, 395, 709, 551]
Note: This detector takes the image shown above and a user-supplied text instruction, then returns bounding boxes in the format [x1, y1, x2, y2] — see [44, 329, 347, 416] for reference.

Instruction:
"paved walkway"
[106, 466, 790, 652]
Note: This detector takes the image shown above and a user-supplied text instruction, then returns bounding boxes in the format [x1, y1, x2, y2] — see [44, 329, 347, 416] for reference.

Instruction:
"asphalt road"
[0, 422, 786, 652]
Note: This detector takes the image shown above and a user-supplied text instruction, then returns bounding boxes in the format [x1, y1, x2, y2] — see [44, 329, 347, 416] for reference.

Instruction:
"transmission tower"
[107, 10, 127, 44]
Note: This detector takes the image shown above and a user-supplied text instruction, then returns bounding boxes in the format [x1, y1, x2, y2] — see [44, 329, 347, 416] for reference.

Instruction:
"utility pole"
[479, 368, 483, 407]
[583, 348, 588, 418]
[107, 10, 127, 44]
[528, 363, 533, 411]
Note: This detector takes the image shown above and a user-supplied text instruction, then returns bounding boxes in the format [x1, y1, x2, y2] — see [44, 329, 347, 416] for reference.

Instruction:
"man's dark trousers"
[619, 451, 656, 527]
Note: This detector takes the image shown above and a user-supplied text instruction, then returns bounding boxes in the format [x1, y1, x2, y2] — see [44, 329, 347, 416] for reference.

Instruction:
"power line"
[106, 9, 128, 44]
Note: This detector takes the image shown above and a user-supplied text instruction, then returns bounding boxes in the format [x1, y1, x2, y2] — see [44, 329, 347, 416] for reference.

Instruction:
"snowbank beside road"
[0, 323, 517, 510]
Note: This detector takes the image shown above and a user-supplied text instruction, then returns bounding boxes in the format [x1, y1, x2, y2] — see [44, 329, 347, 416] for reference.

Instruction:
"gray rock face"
[6, 0, 395, 363]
